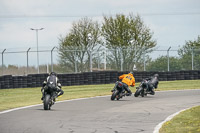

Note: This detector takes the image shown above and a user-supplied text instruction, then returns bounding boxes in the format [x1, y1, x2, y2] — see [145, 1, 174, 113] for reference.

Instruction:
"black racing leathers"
[41, 75, 64, 100]
[146, 76, 159, 95]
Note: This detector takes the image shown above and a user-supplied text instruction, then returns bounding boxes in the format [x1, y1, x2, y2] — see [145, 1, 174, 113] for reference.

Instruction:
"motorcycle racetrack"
[0, 89, 200, 133]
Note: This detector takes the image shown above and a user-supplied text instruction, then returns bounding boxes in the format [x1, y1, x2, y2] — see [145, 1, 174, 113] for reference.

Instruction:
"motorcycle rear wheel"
[141, 90, 145, 97]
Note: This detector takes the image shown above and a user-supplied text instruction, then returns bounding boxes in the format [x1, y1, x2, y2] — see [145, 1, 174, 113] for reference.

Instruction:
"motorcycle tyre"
[44, 94, 51, 110]
[141, 90, 145, 97]
[111, 90, 118, 101]
[134, 87, 143, 97]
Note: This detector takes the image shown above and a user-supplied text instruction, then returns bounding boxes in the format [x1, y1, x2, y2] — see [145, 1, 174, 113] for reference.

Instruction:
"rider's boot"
[150, 89, 155, 95]
[111, 87, 116, 92]
[52, 100, 55, 105]
[53, 93, 57, 102]
[41, 93, 44, 100]
[126, 92, 132, 96]
[111, 82, 118, 92]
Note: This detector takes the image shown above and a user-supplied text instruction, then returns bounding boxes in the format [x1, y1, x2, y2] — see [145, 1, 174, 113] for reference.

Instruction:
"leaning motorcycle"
[43, 84, 57, 110]
[134, 79, 152, 97]
[111, 81, 126, 100]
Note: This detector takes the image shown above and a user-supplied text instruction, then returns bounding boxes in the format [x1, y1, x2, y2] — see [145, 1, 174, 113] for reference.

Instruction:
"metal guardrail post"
[27, 48, 31, 75]
[90, 50, 92, 72]
[75, 50, 77, 73]
[167, 46, 171, 72]
[192, 47, 194, 70]
[104, 50, 107, 70]
[51, 47, 57, 72]
[133, 44, 137, 71]
[2, 49, 6, 75]
[98, 51, 100, 71]
[120, 49, 123, 71]
[143, 46, 146, 71]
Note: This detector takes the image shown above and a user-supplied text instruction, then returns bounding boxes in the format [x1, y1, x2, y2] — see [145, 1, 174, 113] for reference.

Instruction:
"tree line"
[1, 13, 199, 76]
[147, 36, 200, 71]
[57, 13, 200, 73]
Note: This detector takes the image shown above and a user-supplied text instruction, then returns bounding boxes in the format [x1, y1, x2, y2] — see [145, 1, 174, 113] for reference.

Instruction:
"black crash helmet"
[129, 72, 134, 75]
[154, 74, 159, 77]
[50, 72, 57, 76]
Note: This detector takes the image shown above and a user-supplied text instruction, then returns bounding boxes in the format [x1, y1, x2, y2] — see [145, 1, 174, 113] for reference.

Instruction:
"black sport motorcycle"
[111, 81, 127, 100]
[43, 84, 57, 110]
[134, 79, 153, 97]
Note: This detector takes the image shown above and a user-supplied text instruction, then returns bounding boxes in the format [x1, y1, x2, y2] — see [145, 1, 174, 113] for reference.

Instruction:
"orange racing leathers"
[118, 73, 135, 95]
[119, 73, 135, 87]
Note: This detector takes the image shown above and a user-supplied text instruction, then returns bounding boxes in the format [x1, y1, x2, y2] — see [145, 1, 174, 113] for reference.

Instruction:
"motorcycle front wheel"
[111, 90, 118, 100]
[44, 94, 51, 110]
[134, 87, 143, 97]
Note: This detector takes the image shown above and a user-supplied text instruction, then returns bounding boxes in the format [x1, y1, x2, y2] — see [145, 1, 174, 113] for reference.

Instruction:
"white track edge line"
[0, 95, 110, 114]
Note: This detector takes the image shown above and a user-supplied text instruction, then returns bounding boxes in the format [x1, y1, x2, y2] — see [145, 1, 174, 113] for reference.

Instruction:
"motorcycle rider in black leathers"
[41, 72, 64, 100]
[146, 74, 159, 95]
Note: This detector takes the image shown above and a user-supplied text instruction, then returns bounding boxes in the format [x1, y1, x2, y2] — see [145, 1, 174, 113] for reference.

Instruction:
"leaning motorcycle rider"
[112, 72, 135, 96]
[41, 72, 64, 100]
[146, 74, 159, 95]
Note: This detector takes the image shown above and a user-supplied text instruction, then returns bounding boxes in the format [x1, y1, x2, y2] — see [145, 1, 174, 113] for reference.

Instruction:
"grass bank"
[160, 105, 200, 133]
[0, 80, 200, 111]
[0, 84, 114, 111]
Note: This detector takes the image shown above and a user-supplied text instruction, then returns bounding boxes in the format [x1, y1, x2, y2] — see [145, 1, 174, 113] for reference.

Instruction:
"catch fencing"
[0, 47, 200, 76]
[0, 70, 200, 89]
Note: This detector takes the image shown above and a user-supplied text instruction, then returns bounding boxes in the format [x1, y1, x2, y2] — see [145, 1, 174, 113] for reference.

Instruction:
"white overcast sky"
[0, 0, 200, 66]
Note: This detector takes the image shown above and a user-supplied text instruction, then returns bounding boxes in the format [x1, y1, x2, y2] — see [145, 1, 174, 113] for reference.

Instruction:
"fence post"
[1, 49, 6, 75]
[121, 49, 123, 71]
[192, 47, 194, 70]
[98, 51, 100, 71]
[167, 46, 171, 72]
[26, 48, 31, 75]
[134, 44, 137, 71]
[104, 50, 106, 70]
[90, 50, 92, 72]
[143, 46, 146, 71]
[75, 50, 77, 73]
[51, 47, 56, 72]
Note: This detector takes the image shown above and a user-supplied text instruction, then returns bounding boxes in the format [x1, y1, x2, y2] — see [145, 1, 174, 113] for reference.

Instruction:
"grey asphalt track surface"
[0, 89, 200, 133]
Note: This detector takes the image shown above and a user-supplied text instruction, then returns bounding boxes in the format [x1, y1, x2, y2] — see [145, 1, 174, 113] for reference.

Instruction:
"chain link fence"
[0, 47, 200, 76]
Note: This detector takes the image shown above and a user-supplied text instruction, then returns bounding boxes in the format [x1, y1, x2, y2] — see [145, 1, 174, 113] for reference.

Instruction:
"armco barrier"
[0, 70, 199, 89]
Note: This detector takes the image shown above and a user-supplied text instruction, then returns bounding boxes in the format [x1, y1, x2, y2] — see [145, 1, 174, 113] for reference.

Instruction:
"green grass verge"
[156, 80, 200, 91]
[160, 106, 200, 133]
[0, 84, 115, 111]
